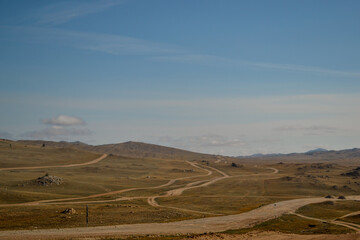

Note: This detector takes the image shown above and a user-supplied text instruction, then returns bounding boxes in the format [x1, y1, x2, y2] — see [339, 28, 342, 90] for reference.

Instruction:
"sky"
[0, 0, 360, 156]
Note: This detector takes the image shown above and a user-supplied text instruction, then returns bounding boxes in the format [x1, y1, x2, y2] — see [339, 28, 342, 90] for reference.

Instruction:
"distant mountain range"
[237, 147, 360, 165]
[238, 148, 329, 158]
[10, 139, 360, 165]
[304, 148, 328, 154]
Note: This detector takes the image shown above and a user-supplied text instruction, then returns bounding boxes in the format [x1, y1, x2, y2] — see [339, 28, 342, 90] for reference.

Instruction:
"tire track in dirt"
[3, 196, 360, 239]
[0, 154, 108, 171]
[0, 160, 213, 207]
[294, 212, 360, 232]
[145, 164, 278, 214]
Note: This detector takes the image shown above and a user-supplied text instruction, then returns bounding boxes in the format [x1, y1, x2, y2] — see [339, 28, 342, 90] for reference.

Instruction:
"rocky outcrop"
[341, 167, 360, 178]
[36, 174, 63, 186]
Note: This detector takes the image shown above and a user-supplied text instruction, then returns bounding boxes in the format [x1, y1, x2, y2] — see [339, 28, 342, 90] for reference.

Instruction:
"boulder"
[61, 208, 76, 214]
[325, 195, 334, 199]
[36, 175, 63, 186]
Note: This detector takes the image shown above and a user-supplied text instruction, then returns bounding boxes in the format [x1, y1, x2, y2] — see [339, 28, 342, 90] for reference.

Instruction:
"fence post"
[86, 205, 89, 227]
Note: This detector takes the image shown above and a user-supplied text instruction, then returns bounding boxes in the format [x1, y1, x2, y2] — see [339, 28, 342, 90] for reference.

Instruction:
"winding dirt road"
[294, 212, 360, 232]
[294, 208, 360, 232]
[0, 154, 108, 171]
[2, 196, 360, 239]
[2, 157, 357, 239]
[0, 160, 214, 207]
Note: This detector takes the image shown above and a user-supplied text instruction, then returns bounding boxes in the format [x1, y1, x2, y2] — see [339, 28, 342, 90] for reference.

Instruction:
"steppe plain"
[0, 139, 359, 239]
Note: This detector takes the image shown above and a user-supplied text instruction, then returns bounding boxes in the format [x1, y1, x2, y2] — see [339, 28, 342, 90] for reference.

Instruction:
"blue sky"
[1, 0, 360, 155]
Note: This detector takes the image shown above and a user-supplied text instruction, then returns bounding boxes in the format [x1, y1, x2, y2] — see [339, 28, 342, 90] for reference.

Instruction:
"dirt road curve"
[294, 213, 360, 232]
[0, 160, 215, 207]
[0, 154, 108, 171]
[2, 196, 360, 239]
[185, 231, 360, 240]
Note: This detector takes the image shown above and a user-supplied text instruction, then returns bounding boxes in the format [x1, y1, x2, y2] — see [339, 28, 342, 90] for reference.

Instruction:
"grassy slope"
[297, 200, 360, 220]
[224, 214, 352, 235]
[16, 140, 232, 162]
[343, 214, 360, 225]
[0, 200, 204, 230]
[0, 153, 205, 204]
[157, 161, 360, 215]
[0, 140, 100, 168]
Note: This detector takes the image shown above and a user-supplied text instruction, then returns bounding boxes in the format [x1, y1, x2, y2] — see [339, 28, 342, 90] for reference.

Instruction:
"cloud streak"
[2, 24, 359, 77]
[154, 135, 246, 155]
[2, 25, 359, 77]
[36, 0, 124, 25]
[1, 26, 181, 56]
[154, 54, 360, 78]
[273, 125, 340, 134]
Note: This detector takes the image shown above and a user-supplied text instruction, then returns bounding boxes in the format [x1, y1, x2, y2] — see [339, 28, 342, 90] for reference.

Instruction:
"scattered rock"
[231, 162, 243, 168]
[172, 168, 194, 173]
[61, 208, 76, 214]
[308, 224, 316, 228]
[298, 163, 335, 171]
[282, 176, 294, 181]
[338, 195, 346, 199]
[325, 195, 335, 199]
[341, 168, 360, 178]
[36, 175, 63, 186]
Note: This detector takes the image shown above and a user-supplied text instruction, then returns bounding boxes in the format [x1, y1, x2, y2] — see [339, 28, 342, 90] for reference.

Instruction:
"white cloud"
[20, 115, 91, 141]
[42, 115, 85, 126]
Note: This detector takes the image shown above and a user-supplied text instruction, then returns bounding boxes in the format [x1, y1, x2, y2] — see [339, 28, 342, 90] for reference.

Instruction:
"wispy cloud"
[154, 54, 360, 78]
[273, 125, 340, 134]
[36, 0, 124, 25]
[2, 24, 359, 77]
[244, 60, 360, 78]
[155, 134, 246, 155]
[3, 93, 360, 117]
[42, 115, 85, 126]
[1, 26, 181, 56]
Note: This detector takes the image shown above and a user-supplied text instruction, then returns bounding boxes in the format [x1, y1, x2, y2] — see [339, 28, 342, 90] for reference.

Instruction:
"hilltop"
[16, 140, 229, 161]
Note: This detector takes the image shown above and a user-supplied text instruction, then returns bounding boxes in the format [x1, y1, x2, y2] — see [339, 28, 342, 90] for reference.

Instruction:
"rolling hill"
[16, 140, 229, 161]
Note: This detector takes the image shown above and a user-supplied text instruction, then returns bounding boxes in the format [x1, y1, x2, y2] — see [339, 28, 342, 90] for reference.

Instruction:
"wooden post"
[86, 205, 89, 227]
